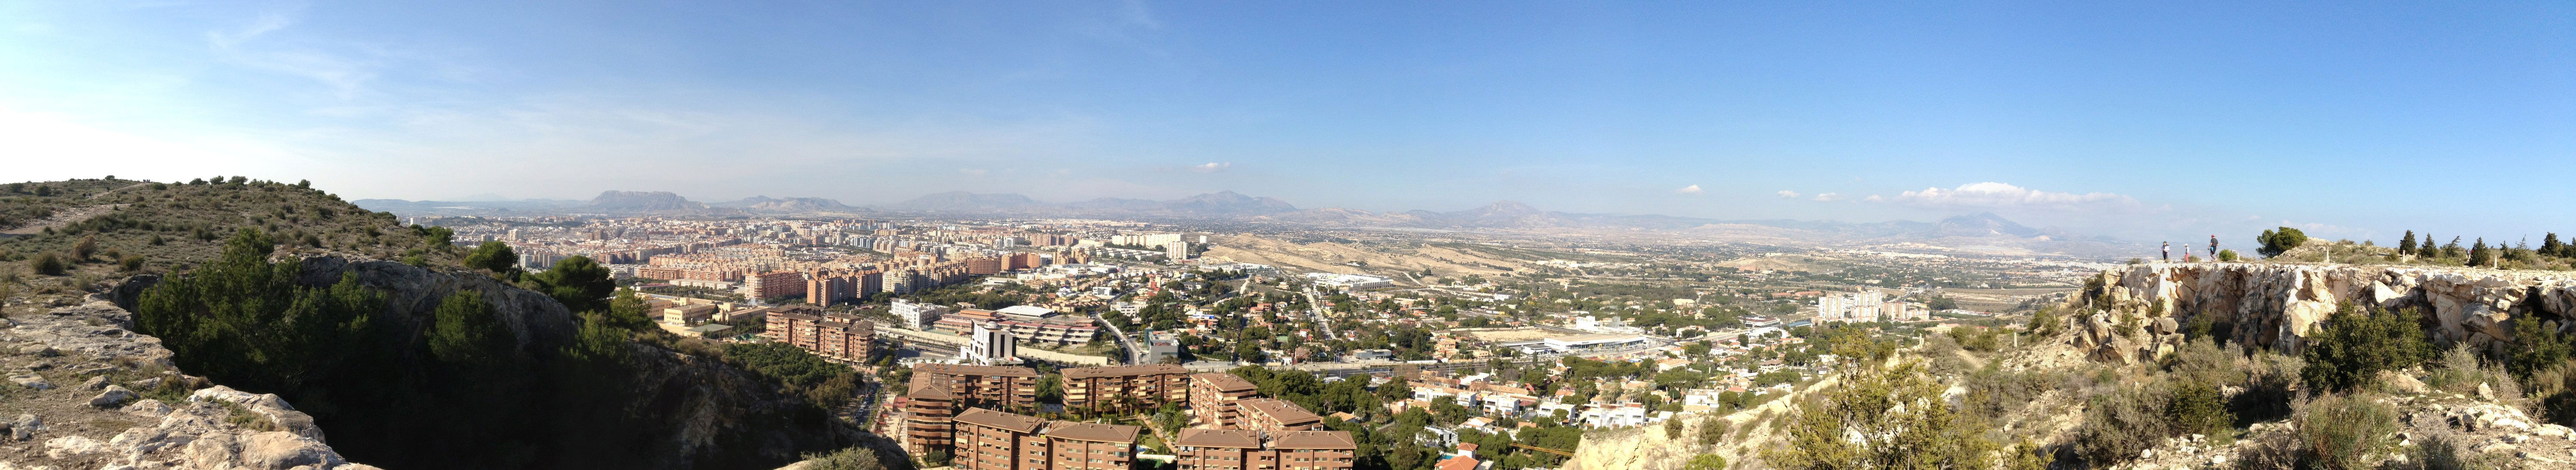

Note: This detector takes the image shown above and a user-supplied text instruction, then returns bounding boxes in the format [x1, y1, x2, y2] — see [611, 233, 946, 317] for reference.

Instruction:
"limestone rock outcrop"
[2075, 263, 2576, 361]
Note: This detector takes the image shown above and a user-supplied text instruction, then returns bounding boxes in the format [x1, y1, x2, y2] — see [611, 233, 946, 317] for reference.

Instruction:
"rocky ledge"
[0, 297, 376, 470]
[2077, 263, 2576, 363]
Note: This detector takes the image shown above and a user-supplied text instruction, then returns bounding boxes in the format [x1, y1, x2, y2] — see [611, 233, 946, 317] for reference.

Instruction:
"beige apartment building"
[1171, 429, 1358, 470]
[1061, 364, 1189, 414]
[1189, 373, 1260, 428]
[950, 407, 1143, 470]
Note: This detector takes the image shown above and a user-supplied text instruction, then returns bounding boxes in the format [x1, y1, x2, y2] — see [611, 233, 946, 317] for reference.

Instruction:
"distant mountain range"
[890, 190, 1299, 217]
[355, 189, 2136, 255]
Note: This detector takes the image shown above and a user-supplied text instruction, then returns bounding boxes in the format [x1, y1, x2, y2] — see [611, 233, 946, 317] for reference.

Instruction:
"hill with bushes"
[0, 177, 872, 470]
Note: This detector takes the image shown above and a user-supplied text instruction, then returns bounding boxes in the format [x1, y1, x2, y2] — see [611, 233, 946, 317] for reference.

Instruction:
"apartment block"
[1060, 364, 1189, 414]
[746, 269, 808, 300]
[904, 375, 961, 453]
[1238, 398, 1323, 431]
[1172, 429, 1358, 470]
[950, 407, 1143, 470]
[1190, 373, 1260, 429]
[763, 305, 874, 362]
[911, 364, 1043, 412]
[955, 408, 1048, 470]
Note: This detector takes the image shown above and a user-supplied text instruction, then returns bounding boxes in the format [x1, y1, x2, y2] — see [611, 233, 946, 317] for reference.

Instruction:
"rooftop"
[1271, 430, 1359, 450]
[1064, 364, 1187, 379]
[1172, 428, 1262, 448]
[954, 407, 1045, 433]
[915, 363, 1042, 377]
[1042, 421, 1141, 443]
[1192, 373, 1257, 392]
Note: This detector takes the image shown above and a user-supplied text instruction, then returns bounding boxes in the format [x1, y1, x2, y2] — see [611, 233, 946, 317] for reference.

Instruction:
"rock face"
[2078, 263, 2576, 361]
[2, 299, 374, 470]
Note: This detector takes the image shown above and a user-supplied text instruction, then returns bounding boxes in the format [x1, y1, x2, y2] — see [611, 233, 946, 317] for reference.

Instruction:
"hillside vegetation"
[0, 177, 862, 470]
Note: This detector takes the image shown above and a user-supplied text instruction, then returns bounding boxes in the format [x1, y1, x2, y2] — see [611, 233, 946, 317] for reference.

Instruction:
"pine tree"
[2470, 238, 2491, 267]
[2399, 231, 2418, 255]
[2550, 233, 2569, 258]
[2444, 237, 2465, 259]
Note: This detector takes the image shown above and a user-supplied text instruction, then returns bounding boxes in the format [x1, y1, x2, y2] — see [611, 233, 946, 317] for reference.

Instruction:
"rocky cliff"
[1, 298, 378, 470]
[2076, 263, 2576, 362]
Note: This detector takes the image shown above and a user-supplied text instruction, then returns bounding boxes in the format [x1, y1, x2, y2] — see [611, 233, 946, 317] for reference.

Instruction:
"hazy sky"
[5, 1, 2572, 244]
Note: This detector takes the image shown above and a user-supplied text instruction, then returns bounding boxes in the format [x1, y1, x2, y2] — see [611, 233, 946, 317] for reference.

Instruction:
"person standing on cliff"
[2209, 235, 2220, 260]
[2162, 242, 2171, 262]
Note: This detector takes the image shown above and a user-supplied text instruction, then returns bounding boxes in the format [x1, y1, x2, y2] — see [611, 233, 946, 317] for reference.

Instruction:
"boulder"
[239, 431, 344, 469]
[90, 384, 135, 407]
[42, 434, 109, 459]
[9, 373, 54, 390]
[123, 398, 173, 417]
[9, 413, 40, 441]
[18, 345, 58, 356]
[81, 374, 108, 390]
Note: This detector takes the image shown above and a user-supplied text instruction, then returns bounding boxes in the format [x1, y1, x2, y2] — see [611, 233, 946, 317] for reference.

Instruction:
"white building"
[1815, 288, 1886, 324]
[1302, 272, 1393, 290]
[892, 299, 950, 330]
[962, 322, 1018, 365]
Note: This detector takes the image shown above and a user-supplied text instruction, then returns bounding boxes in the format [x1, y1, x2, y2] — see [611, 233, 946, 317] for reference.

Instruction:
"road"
[1096, 314, 1145, 364]
[1300, 288, 1344, 341]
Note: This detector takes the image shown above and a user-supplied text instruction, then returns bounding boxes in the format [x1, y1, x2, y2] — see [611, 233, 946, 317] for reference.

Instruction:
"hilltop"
[0, 177, 866, 470]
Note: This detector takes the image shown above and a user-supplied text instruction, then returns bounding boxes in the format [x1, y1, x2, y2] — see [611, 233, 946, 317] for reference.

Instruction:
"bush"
[2027, 306, 2062, 337]
[462, 241, 518, 272]
[2299, 393, 2399, 470]
[2301, 304, 2429, 393]
[31, 252, 65, 275]
[2424, 343, 2494, 396]
[2509, 315, 2573, 380]
[1683, 454, 1726, 470]
[801, 446, 886, 470]
[2166, 380, 2232, 442]
[119, 255, 144, 272]
[2533, 359, 2576, 427]
[2257, 227, 2309, 258]
[2219, 249, 2241, 262]
[72, 235, 96, 260]
[1698, 417, 1729, 445]
[2073, 385, 2169, 465]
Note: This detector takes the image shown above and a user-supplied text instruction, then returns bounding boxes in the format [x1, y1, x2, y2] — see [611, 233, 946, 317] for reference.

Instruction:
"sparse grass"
[220, 400, 282, 432]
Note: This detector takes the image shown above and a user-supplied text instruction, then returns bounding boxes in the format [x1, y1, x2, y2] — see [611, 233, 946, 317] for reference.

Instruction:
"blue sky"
[4, 1, 2572, 244]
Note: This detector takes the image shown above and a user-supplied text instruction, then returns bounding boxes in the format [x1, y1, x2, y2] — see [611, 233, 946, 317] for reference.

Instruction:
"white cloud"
[1676, 185, 1702, 195]
[1811, 192, 1843, 202]
[1862, 195, 1885, 203]
[958, 168, 989, 177]
[1188, 162, 1232, 173]
[1775, 190, 1800, 199]
[1879, 182, 2139, 212]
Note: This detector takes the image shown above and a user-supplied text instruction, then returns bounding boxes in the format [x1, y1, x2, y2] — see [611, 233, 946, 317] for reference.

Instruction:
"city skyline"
[6, 1, 2573, 244]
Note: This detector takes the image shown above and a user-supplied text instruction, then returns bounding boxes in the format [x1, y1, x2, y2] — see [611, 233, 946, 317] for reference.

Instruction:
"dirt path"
[0, 204, 125, 235]
[89, 182, 151, 198]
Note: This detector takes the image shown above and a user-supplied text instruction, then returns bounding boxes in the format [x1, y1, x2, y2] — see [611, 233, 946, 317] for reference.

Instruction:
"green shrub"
[2301, 304, 2429, 393]
[2074, 385, 2169, 465]
[2533, 359, 2576, 427]
[2166, 380, 2232, 442]
[800, 446, 886, 470]
[119, 255, 144, 272]
[2298, 393, 2399, 470]
[462, 241, 517, 272]
[2424, 343, 2492, 395]
[2257, 227, 2309, 258]
[2509, 315, 2573, 380]
[2219, 249, 2241, 262]
[1698, 417, 1729, 445]
[31, 252, 65, 275]
[71, 235, 96, 260]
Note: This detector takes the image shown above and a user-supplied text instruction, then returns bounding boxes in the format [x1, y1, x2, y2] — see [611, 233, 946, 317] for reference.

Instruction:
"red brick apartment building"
[1172, 429, 1358, 470]
[1190, 373, 1260, 428]
[951, 407, 1143, 470]
[1061, 364, 1189, 414]
[1238, 398, 1324, 431]
[763, 306, 873, 362]
[904, 364, 1042, 453]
